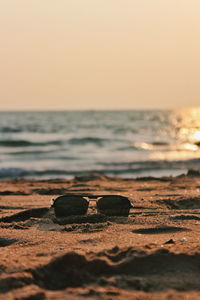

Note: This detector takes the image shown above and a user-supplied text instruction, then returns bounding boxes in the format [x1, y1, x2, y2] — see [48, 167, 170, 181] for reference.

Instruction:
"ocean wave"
[151, 141, 169, 146]
[134, 142, 169, 150]
[133, 142, 200, 152]
[0, 140, 63, 147]
[0, 158, 199, 179]
[98, 158, 200, 168]
[0, 168, 35, 178]
[9, 152, 77, 160]
[10, 150, 57, 155]
[0, 126, 22, 133]
[68, 137, 112, 145]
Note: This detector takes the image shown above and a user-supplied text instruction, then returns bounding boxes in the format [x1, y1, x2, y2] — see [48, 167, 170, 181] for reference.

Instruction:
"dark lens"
[52, 194, 89, 218]
[96, 195, 131, 217]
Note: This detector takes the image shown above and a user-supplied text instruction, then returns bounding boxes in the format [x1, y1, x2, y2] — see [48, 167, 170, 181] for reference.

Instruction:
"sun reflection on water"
[147, 106, 200, 162]
[173, 107, 200, 144]
[190, 130, 200, 142]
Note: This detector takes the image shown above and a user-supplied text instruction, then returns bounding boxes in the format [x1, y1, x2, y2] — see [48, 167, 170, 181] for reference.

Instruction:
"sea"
[0, 108, 200, 179]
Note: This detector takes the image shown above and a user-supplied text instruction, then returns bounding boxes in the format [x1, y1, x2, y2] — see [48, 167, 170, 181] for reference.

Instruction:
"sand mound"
[158, 197, 200, 209]
[170, 215, 200, 221]
[0, 274, 32, 294]
[29, 247, 200, 292]
[0, 237, 17, 247]
[132, 226, 191, 234]
[0, 208, 49, 223]
[74, 173, 110, 182]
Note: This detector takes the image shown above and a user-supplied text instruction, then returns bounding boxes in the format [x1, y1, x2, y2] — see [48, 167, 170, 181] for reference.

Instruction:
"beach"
[0, 171, 200, 299]
[1, 0, 200, 297]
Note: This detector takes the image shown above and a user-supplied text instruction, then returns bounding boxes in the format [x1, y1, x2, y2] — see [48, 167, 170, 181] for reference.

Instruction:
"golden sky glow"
[0, 0, 200, 110]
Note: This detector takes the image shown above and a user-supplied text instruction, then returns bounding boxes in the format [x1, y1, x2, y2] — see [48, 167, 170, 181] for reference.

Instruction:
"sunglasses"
[51, 194, 132, 218]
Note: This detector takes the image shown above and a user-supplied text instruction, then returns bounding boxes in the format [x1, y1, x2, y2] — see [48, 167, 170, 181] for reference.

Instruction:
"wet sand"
[0, 172, 200, 299]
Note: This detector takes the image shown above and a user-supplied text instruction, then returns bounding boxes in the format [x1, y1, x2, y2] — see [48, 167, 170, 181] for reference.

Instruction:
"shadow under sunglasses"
[51, 194, 132, 218]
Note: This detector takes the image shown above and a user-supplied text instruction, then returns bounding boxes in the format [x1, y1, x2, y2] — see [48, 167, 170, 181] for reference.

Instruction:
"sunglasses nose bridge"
[83, 197, 102, 209]
[83, 196, 102, 201]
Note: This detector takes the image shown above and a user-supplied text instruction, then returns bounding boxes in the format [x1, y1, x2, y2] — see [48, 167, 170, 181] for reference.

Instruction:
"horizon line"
[0, 106, 199, 112]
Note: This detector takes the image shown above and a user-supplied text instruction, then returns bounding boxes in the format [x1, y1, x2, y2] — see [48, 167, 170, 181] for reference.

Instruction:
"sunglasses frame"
[52, 193, 132, 217]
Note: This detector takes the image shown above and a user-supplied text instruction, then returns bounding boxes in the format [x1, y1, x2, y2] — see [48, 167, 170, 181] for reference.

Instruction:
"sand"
[0, 172, 200, 299]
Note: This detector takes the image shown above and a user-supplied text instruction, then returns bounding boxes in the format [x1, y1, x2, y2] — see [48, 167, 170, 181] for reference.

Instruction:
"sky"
[0, 0, 200, 110]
